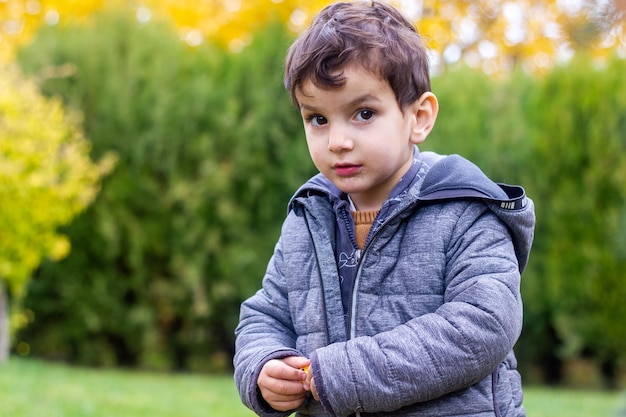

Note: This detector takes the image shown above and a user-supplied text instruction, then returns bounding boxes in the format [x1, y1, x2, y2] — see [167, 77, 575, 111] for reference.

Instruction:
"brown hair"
[284, 1, 431, 109]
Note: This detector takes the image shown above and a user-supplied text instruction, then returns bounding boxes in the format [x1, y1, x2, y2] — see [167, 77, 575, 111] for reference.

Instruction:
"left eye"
[356, 109, 375, 122]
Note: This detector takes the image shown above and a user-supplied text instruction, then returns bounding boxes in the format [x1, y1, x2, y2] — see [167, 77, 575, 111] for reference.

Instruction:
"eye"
[355, 109, 375, 122]
[309, 115, 328, 127]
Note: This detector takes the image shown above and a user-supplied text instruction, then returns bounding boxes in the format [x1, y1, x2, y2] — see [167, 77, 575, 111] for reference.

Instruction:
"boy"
[234, 1, 535, 416]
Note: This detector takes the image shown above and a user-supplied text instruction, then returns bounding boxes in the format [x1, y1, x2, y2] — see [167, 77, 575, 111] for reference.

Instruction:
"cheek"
[305, 136, 325, 165]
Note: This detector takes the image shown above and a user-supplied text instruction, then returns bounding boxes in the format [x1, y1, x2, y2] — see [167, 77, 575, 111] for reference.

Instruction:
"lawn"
[0, 359, 623, 417]
[0, 359, 255, 417]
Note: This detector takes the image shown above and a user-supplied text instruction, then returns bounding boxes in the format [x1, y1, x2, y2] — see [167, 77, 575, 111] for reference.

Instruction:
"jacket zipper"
[347, 201, 420, 338]
[347, 202, 418, 339]
[346, 202, 419, 417]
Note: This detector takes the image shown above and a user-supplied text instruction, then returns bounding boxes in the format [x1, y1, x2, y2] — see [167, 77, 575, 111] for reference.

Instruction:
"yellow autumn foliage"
[0, 62, 116, 296]
[2, 0, 625, 73]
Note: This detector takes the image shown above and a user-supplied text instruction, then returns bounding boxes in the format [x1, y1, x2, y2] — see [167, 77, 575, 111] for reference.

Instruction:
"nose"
[327, 123, 353, 152]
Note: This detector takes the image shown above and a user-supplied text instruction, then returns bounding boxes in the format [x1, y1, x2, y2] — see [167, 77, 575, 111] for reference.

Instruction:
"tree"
[0, 62, 115, 362]
[520, 55, 626, 386]
[425, 56, 626, 386]
[2, 0, 625, 73]
[415, 0, 626, 73]
[0, 0, 330, 55]
[15, 11, 314, 370]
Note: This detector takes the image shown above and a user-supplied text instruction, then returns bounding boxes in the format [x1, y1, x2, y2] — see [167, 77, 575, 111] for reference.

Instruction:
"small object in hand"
[302, 365, 309, 374]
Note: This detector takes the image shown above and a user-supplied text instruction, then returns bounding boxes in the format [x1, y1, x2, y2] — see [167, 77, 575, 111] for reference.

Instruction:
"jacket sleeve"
[233, 235, 303, 417]
[312, 204, 524, 415]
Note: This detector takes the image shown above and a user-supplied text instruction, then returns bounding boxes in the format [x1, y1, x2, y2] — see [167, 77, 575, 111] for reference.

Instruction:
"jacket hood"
[289, 172, 343, 208]
[289, 151, 535, 273]
[418, 153, 535, 273]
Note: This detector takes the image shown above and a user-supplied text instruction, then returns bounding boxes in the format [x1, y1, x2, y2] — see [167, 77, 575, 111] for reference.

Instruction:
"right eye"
[309, 115, 328, 127]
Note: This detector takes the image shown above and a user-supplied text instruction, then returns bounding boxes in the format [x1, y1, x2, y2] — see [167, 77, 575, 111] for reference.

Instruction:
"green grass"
[523, 386, 623, 417]
[0, 359, 623, 417]
[0, 359, 255, 417]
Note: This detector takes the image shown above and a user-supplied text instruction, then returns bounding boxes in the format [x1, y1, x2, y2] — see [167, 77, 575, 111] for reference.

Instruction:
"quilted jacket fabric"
[234, 150, 535, 417]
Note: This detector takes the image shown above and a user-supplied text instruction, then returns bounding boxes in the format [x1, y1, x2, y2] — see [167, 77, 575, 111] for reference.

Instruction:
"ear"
[407, 92, 438, 145]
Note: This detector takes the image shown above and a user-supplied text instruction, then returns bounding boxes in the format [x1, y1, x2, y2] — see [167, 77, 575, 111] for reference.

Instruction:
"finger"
[269, 377, 307, 395]
[310, 377, 320, 401]
[264, 392, 308, 412]
[282, 356, 310, 381]
[268, 358, 307, 381]
[262, 383, 307, 401]
[302, 367, 313, 391]
[283, 355, 311, 371]
[260, 379, 308, 411]
[259, 366, 308, 397]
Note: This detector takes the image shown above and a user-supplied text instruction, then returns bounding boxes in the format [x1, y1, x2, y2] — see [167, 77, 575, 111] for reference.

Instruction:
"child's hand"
[258, 356, 310, 411]
[302, 366, 319, 401]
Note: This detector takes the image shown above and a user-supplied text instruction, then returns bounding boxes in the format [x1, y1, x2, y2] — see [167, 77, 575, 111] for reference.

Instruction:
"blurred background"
[1, 0, 625, 391]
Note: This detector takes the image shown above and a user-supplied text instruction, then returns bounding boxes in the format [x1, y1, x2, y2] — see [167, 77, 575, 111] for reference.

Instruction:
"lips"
[333, 163, 361, 177]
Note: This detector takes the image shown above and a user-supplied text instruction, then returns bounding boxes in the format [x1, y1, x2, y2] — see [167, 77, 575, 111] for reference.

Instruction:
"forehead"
[295, 66, 392, 106]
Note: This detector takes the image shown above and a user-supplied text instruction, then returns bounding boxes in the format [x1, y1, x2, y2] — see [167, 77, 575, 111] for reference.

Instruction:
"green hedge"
[16, 9, 626, 384]
[522, 56, 626, 386]
[16, 11, 314, 371]
[428, 56, 626, 386]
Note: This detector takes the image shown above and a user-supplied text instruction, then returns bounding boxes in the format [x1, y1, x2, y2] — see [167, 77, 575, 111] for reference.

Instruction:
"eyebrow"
[299, 93, 382, 112]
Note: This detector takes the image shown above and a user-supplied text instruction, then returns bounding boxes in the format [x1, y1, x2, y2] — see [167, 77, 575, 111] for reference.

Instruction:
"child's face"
[296, 65, 422, 211]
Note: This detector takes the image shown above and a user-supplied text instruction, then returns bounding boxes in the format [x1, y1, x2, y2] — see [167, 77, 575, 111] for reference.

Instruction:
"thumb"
[283, 355, 311, 371]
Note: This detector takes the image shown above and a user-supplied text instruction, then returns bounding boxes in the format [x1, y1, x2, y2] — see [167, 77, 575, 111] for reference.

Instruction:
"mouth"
[333, 163, 361, 177]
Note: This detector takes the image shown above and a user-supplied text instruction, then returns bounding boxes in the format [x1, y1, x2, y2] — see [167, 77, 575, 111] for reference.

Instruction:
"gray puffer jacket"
[234, 151, 535, 417]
